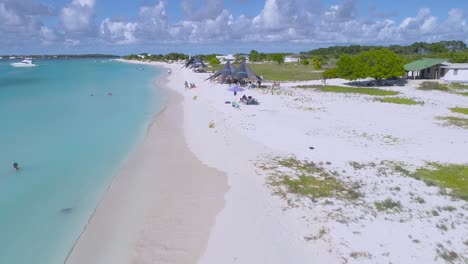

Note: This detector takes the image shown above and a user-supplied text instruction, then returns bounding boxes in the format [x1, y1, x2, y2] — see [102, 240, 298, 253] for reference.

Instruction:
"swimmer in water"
[13, 162, 19, 171]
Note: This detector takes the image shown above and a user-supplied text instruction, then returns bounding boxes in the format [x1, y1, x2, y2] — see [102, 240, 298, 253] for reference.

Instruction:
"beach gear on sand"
[227, 86, 245, 92]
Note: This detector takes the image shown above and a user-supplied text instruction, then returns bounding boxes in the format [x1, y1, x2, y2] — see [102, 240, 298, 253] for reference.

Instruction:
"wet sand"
[66, 79, 228, 264]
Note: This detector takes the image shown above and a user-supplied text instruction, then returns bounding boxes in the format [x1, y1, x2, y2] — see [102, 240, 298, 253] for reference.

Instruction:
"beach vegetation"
[321, 68, 339, 79]
[208, 57, 220, 65]
[301, 58, 309, 65]
[335, 49, 405, 85]
[349, 251, 372, 259]
[375, 198, 402, 212]
[376, 97, 423, 105]
[261, 157, 362, 204]
[449, 107, 468, 115]
[413, 163, 468, 201]
[418, 81, 450, 91]
[297, 85, 399, 96]
[436, 223, 448, 232]
[270, 53, 285, 64]
[304, 227, 329, 241]
[450, 83, 468, 89]
[437, 116, 468, 129]
[440, 205, 456, 212]
[312, 56, 324, 70]
[459, 92, 468, 96]
[212, 63, 322, 81]
[436, 243, 461, 263]
[412, 196, 426, 204]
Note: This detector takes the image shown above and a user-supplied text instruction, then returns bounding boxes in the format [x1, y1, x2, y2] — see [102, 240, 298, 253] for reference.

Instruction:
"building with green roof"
[404, 58, 447, 79]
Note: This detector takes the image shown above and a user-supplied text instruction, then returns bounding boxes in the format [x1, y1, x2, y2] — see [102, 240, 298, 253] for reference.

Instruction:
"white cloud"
[60, 0, 96, 34]
[1, 0, 468, 52]
[100, 19, 137, 44]
[180, 0, 223, 21]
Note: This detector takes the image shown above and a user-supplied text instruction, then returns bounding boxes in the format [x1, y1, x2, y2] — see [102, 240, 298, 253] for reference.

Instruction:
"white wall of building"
[441, 64, 468, 82]
[284, 56, 300, 63]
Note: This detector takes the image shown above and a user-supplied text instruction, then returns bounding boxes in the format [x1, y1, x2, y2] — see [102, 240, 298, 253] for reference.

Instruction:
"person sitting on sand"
[13, 162, 19, 171]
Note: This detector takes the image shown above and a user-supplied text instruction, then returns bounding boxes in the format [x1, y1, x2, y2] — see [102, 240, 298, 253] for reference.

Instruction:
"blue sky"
[0, 0, 467, 55]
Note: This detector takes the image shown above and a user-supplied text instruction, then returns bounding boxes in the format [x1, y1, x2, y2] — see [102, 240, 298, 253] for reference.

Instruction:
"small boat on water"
[11, 59, 37, 67]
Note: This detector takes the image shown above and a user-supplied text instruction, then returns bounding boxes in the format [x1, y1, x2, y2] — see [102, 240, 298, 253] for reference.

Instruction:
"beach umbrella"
[227, 86, 245, 92]
[206, 60, 236, 83]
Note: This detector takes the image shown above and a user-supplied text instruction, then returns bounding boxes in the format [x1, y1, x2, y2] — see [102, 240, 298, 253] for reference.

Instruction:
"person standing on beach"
[184, 81, 188, 91]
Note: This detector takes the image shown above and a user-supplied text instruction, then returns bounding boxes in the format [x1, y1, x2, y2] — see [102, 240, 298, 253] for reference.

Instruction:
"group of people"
[184, 81, 197, 91]
[240, 94, 259, 105]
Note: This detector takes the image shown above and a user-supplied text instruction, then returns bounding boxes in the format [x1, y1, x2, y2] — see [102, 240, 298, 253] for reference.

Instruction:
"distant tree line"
[301, 40, 468, 63]
[249, 50, 287, 64]
[124, 53, 189, 62]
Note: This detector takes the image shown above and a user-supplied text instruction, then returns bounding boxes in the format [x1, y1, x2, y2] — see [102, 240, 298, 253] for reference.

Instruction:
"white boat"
[11, 59, 37, 67]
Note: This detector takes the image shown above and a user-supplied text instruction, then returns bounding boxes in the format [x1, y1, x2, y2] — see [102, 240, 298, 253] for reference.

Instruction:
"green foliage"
[321, 68, 338, 79]
[450, 107, 468, 115]
[312, 56, 323, 70]
[270, 53, 285, 64]
[301, 58, 309, 65]
[376, 97, 424, 105]
[413, 163, 468, 200]
[335, 49, 405, 84]
[124, 53, 187, 62]
[249, 50, 268, 62]
[208, 57, 220, 65]
[418, 81, 450, 91]
[303, 40, 467, 57]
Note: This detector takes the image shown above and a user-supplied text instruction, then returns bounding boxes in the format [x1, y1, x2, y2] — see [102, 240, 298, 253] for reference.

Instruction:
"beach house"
[404, 58, 447, 79]
[404, 58, 468, 82]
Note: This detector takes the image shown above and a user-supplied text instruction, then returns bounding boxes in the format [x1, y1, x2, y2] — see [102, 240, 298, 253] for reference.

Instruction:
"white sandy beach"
[67, 59, 468, 264]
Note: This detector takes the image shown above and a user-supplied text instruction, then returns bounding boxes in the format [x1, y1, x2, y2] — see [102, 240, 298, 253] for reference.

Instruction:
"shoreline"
[66, 64, 228, 263]
[68, 59, 468, 264]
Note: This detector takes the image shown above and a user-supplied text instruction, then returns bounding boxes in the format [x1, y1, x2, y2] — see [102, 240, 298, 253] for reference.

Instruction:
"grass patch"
[297, 85, 399, 96]
[376, 97, 423, 105]
[413, 163, 468, 201]
[437, 116, 468, 129]
[450, 83, 468, 89]
[262, 157, 362, 203]
[418, 81, 450, 91]
[458, 92, 468, 96]
[375, 198, 402, 212]
[376, 98, 420, 105]
[450, 107, 468, 115]
[210, 63, 322, 81]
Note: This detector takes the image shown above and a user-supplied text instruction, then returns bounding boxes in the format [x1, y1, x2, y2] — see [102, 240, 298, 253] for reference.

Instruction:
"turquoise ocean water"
[0, 59, 165, 263]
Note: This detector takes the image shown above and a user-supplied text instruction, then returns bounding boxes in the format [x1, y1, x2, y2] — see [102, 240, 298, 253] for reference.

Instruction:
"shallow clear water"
[0, 59, 164, 263]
